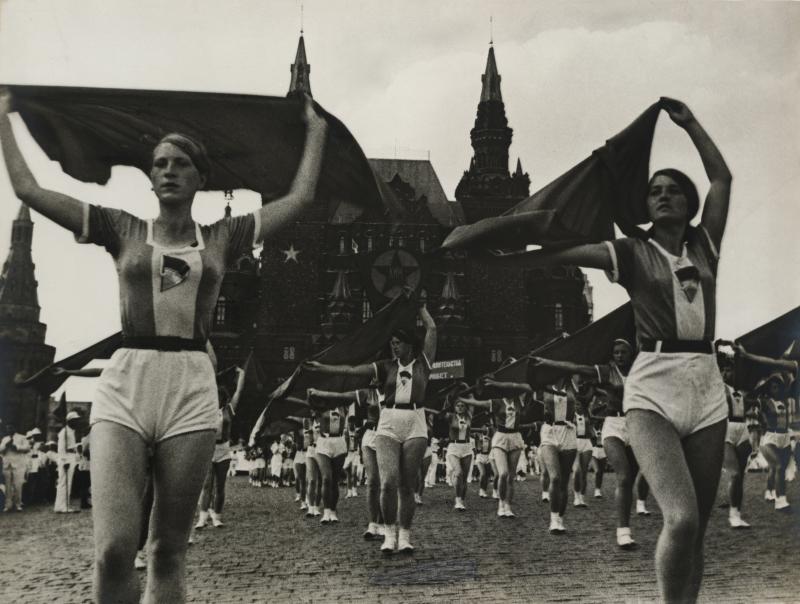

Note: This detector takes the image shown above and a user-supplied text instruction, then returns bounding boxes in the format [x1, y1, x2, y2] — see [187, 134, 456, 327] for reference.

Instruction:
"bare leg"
[603, 437, 637, 529]
[417, 455, 431, 497]
[398, 438, 427, 529]
[557, 449, 576, 515]
[90, 422, 148, 604]
[539, 446, 562, 514]
[144, 430, 215, 604]
[362, 446, 381, 524]
[212, 460, 230, 514]
[505, 449, 522, 505]
[375, 435, 402, 525]
[459, 456, 472, 499]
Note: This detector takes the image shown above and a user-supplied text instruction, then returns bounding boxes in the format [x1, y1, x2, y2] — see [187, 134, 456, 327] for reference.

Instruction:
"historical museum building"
[210, 35, 593, 431]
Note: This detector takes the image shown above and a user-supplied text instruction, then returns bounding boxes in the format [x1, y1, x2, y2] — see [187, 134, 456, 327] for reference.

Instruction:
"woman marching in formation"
[305, 395, 349, 524]
[0, 87, 327, 602]
[441, 394, 475, 511]
[531, 340, 645, 548]
[474, 425, 495, 498]
[568, 373, 595, 509]
[303, 418, 322, 518]
[457, 376, 530, 519]
[304, 304, 436, 554]
[292, 421, 309, 512]
[195, 355, 246, 530]
[481, 98, 731, 602]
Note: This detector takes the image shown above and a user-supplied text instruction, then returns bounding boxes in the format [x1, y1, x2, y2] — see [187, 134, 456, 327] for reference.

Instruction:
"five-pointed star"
[373, 250, 418, 295]
[282, 244, 300, 263]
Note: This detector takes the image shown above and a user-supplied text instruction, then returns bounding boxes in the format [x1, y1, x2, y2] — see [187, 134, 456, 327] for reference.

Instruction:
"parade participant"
[304, 418, 322, 517]
[292, 424, 308, 510]
[0, 423, 30, 512]
[269, 437, 285, 487]
[589, 412, 607, 498]
[474, 425, 494, 498]
[25, 428, 46, 505]
[531, 339, 642, 546]
[304, 304, 436, 554]
[195, 364, 245, 529]
[485, 98, 731, 601]
[344, 416, 361, 499]
[75, 429, 92, 510]
[569, 373, 595, 508]
[757, 372, 797, 512]
[442, 396, 475, 511]
[54, 411, 81, 513]
[305, 393, 348, 524]
[0, 87, 327, 602]
[415, 415, 435, 505]
[457, 379, 530, 519]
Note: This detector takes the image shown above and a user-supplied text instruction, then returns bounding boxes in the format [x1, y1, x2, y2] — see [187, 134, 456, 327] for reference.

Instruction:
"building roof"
[367, 158, 465, 227]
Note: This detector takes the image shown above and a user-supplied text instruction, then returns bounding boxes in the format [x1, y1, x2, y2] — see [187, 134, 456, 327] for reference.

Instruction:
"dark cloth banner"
[733, 305, 800, 392]
[16, 331, 123, 396]
[440, 102, 662, 252]
[9, 85, 403, 216]
[249, 294, 418, 442]
[528, 303, 635, 387]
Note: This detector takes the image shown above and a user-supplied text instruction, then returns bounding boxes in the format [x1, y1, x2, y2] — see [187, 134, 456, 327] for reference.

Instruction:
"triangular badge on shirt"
[160, 254, 190, 292]
[674, 265, 700, 303]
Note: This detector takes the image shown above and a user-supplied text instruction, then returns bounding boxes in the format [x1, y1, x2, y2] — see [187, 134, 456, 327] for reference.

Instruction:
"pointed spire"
[16, 204, 31, 221]
[514, 158, 523, 176]
[480, 46, 502, 102]
[440, 272, 460, 301]
[0, 203, 40, 319]
[436, 272, 465, 325]
[288, 34, 312, 97]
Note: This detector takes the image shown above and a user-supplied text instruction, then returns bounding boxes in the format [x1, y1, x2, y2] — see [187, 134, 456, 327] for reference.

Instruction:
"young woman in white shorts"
[304, 305, 436, 554]
[481, 98, 731, 601]
[474, 426, 495, 498]
[441, 398, 475, 511]
[0, 90, 326, 602]
[757, 372, 797, 512]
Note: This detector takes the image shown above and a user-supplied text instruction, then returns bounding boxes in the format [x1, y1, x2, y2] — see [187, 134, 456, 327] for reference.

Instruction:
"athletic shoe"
[729, 512, 751, 528]
[134, 551, 147, 570]
[363, 523, 381, 540]
[329, 511, 340, 523]
[294, 494, 301, 502]
[320, 509, 331, 524]
[397, 528, 414, 554]
[616, 528, 637, 550]
[194, 512, 209, 530]
[454, 498, 466, 511]
[479, 489, 488, 498]
[300, 501, 308, 511]
[636, 500, 651, 516]
[414, 493, 423, 505]
[764, 490, 776, 501]
[574, 494, 587, 508]
[541, 492, 550, 503]
[503, 504, 516, 518]
[210, 511, 224, 528]
[593, 488, 603, 499]
[497, 501, 505, 517]
[311, 506, 322, 517]
[491, 489, 499, 500]
[351, 488, 358, 497]
[775, 496, 791, 512]
[549, 515, 565, 535]
[381, 526, 397, 554]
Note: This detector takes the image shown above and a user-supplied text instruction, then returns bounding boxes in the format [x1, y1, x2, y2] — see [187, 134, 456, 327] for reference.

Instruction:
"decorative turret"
[288, 34, 312, 98]
[436, 272, 465, 325]
[0, 204, 41, 324]
[321, 270, 356, 336]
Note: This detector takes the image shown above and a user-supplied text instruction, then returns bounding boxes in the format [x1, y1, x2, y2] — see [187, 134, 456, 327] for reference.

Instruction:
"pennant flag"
[16, 332, 122, 396]
[52, 392, 67, 425]
[733, 305, 800, 391]
[440, 102, 662, 252]
[9, 85, 404, 217]
[356, 247, 426, 309]
[249, 293, 418, 442]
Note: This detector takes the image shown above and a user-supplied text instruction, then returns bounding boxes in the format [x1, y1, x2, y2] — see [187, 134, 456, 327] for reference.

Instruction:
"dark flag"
[733, 306, 800, 391]
[8, 85, 404, 217]
[440, 102, 662, 252]
[249, 293, 418, 442]
[16, 332, 122, 396]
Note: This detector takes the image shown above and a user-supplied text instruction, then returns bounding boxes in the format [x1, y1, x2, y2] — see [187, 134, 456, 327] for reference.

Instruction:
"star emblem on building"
[282, 244, 300, 263]
[371, 249, 421, 297]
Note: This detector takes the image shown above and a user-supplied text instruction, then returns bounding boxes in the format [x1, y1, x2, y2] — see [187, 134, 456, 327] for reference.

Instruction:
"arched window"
[215, 296, 227, 326]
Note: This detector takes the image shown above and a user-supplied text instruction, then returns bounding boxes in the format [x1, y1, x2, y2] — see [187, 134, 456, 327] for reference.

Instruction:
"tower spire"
[288, 26, 312, 98]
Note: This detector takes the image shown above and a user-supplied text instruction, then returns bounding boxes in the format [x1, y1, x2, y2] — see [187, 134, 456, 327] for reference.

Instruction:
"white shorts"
[446, 442, 474, 459]
[306, 445, 317, 459]
[576, 437, 593, 454]
[491, 430, 525, 453]
[601, 416, 629, 447]
[343, 450, 359, 469]
[725, 421, 750, 447]
[91, 348, 217, 444]
[362, 428, 377, 450]
[475, 452, 491, 465]
[624, 351, 727, 439]
[761, 431, 791, 450]
[540, 424, 578, 451]
[592, 446, 606, 460]
[212, 442, 231, 464]
[270, 456, 283, 476]
[315, 435, 347, 459]
[375, 408, 427, 443]
[294, 450, 307, 465]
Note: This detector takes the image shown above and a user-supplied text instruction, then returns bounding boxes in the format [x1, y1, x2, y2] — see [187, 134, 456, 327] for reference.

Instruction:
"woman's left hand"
[301, 94, 327, 135]
[660, 97, 695, 127]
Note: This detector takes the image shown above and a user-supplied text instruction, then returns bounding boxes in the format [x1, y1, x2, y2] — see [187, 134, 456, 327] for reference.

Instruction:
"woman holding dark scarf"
[477, 98, 732, 602]
[0, 88, 327, 603]
[304, 304, 436, 554]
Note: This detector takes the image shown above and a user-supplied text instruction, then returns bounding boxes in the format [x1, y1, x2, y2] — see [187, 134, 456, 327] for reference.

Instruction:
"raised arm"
[419, 304, 437, 363]
[482, 378, 533, 396]
[228, 367, 247, 413]
[734, 343, 799, 375]
[456, 394, 492, 410]
[474, 243, 612, 272]
[660, 98, 731, 249]
[256, 95, 328, 241]
[302, 360, 375, 378]
[50, 367, 103, 378]
[0, 89, 87, 235]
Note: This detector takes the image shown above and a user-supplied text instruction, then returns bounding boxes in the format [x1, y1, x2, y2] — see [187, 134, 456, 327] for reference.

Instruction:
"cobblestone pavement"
[1, 470, 798, 603]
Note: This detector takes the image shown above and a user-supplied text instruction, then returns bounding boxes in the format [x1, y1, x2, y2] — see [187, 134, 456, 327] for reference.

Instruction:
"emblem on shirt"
[160, 254, 190, 292]
[674, 265, 700, 303]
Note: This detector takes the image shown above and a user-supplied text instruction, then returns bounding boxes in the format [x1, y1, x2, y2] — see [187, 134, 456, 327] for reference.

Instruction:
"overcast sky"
[0, 0, 797, 400]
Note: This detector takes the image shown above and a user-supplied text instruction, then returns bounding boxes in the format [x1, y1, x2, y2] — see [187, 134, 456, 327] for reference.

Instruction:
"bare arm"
[306, 388, 361, 404]
[735, 343, 798, 375]
[50, 367, 103, 378]
[482, 378, 533, 396]
[255, 95, 328, 241]
[474, 243, 612, 272]
[528, 356, 595, 377]
[660, 98, 731, 249]
[419, 304, 437, 363]
[456, 395, 492, 410]
[0, 90, 86, 235]
[228, 367, 247, 413]
[302, 360, 375, 378]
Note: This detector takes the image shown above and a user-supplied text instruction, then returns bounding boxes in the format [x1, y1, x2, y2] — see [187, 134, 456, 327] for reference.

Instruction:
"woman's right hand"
[303, 360, 323, 372]
[0, 87, 11, 116]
